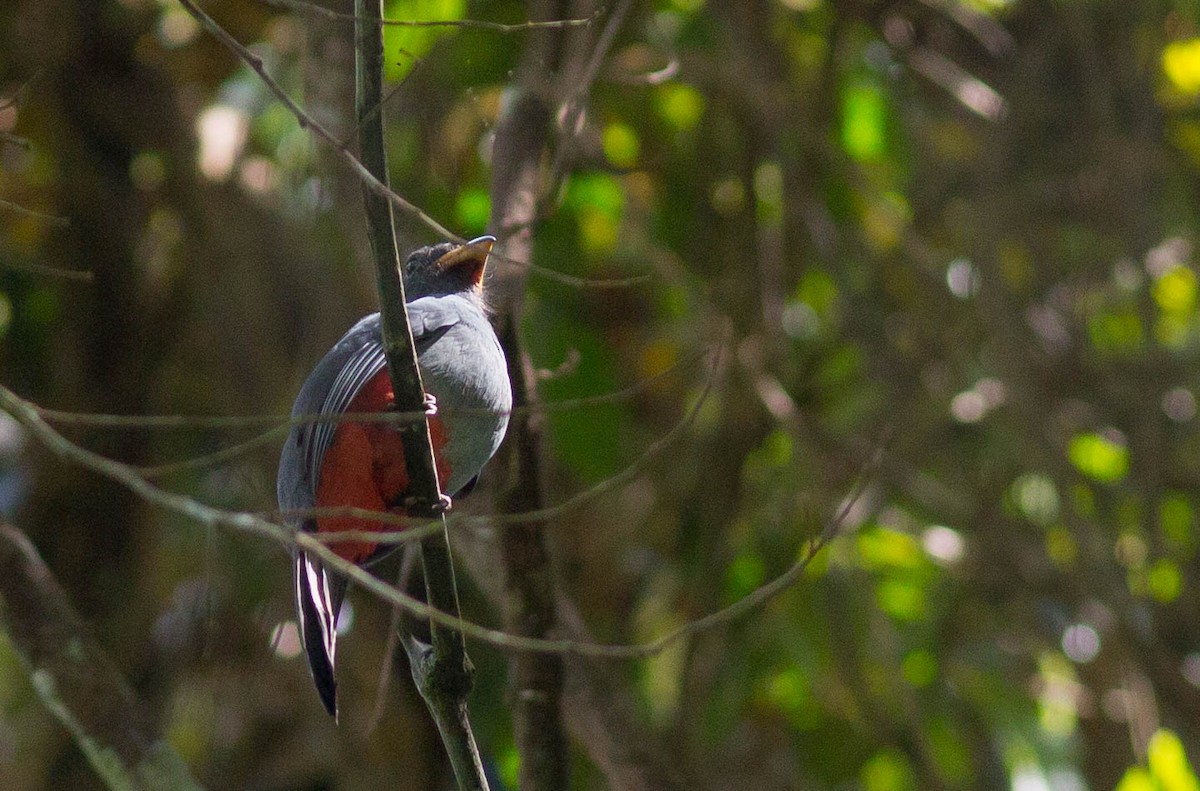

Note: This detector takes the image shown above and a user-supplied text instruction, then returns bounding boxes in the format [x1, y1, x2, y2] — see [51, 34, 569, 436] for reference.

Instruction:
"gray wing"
[276, 309, 462, 515]
[276, 307, 463, 718]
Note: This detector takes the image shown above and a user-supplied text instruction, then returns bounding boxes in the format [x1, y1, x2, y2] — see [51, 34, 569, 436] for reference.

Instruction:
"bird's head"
[403, 236, 495, 302]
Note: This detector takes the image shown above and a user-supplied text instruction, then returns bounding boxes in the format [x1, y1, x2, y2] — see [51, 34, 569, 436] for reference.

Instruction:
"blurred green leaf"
[382, 0, 465, 80]
[1088, 309, 1145, 353]
[566, 172, 625, 255]
[1068, 433, 1130, 484]
[861, 748, 917, 791]
[497, 741, 520, 789]
[857, 527, 924, 570]
[875, 578, 926, 621]
[1159, 493, 1196, 553]
[1148, 558, 1184, 603]
[725, 552, 766, 602]
[901, 649, 937, 687]
[1164, 39, 1200, 95]
[656, 83, 705, 131]
[1116, 767, 1157, 791]
[841, 82, 887, 161]
[762, 666, 819, 729]
[454, 187, 490, 234]
[1154, 266, 1198, 314]
[1149, 728, 1200, 791]
[602, 122, 640, 168]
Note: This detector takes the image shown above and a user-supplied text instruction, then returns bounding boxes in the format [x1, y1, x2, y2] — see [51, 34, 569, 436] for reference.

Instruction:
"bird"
[277, 236, 511, 718]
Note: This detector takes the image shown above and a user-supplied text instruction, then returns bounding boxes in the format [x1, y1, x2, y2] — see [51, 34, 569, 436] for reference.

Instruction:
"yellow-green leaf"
[1149, 728, 1200, 791]
[1068, 433, 1130, 484]
[1164, 39, 1200, 95]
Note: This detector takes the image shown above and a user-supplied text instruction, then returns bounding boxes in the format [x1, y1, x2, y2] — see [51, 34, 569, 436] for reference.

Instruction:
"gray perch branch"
[352, 1, 488, 789]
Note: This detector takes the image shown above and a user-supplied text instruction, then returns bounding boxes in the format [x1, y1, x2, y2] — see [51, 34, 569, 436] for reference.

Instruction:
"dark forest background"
[4, 0, 1200, 789]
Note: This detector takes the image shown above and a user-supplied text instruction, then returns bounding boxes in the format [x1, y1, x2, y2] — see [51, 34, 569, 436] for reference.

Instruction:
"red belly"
[314, 369, 452, 563]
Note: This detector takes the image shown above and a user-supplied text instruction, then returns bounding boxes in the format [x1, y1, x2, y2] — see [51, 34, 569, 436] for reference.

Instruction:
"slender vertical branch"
[353, 1, 487, 788]
[484, 0, 574, 786]
[484, 2, 643, 788]
[490, 88, 570, 790]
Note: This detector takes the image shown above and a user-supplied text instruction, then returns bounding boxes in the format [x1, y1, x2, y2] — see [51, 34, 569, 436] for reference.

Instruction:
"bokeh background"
[4, 0, 1200, 789]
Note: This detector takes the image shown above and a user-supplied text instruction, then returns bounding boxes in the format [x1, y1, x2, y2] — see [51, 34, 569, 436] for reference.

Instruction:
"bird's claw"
[423, 393, 438, 416]
[401, 493, 453, 513]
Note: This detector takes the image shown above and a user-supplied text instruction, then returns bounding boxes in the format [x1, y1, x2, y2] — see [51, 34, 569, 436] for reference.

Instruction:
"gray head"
[403, 236, 495, 301]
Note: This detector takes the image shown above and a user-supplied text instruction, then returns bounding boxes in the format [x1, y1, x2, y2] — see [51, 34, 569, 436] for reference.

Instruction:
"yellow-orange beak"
[434, 235, 494, 288]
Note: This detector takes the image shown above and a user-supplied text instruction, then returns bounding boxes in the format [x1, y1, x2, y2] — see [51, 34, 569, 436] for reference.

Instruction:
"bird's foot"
[422, 393, 438, 416]
[402, 492, 453, 513]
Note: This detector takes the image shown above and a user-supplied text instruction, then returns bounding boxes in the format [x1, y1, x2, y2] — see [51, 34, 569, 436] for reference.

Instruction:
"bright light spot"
[1145, 237, 1191, 279]
[1062, 623, 1101, 663]
[922, 525, 965, 564]
[976, 377, 1007, 407]
[238, 156, 276, 194]
[1163, 387, 1197, 422]
[196, 105, 248, 182]
[946, 258, 979, 298]
[1182, 654, 1200, 687]
[1012, 766, 1051, 791]
[656, 83, 704, 131]
[950, 390, 987, 423]
[954, 77, 1006, 121]
[0, 412, 25, 459]
[158, 6, 199, 48]
[270, 621, 302, 659]
[1013, 473, 1060, 525]
[782, 301, 820, 339]
[336, 599, 354, 636]
[1113, 258, 1143, 291]
[1045, 769, 1086, 791]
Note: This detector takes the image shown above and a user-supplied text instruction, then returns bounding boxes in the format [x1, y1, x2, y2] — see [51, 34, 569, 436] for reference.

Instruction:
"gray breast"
[416, 304, 511, 495]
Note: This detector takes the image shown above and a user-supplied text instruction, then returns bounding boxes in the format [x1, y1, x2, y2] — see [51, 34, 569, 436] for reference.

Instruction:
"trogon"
[277, 236, 511, 717]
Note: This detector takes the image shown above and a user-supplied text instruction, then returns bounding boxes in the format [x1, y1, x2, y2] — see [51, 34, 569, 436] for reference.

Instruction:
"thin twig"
[367, 547, 418, 734]
[0, 260, 92, 282]
[137, 426, 289, 478]
[34, 346, 706, 428]
[0, 131, 32, 150]
[265, 0, 597, 32]
[283, 345, 720, 537]
[179, 0, 455, 235]
[0, 198, 71, 228]
[179, 0, 644, 291]
[1, 381, 875, 659]
[540, 0, 635, 225]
